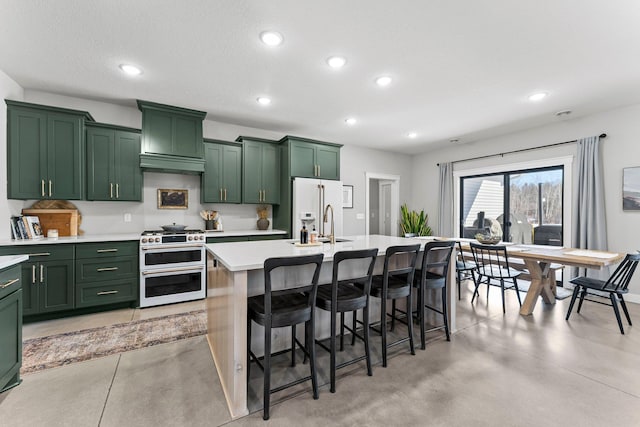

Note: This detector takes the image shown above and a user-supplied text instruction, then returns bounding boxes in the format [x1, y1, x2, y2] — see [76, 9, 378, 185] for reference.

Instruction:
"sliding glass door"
[460, 166, 564, 245]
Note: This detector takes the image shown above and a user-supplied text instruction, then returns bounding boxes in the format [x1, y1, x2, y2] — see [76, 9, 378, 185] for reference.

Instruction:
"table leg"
[520, 260, 556, 315]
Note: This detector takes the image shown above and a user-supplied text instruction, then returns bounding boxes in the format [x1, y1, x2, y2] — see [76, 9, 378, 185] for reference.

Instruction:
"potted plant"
[400, 203, 432, 237]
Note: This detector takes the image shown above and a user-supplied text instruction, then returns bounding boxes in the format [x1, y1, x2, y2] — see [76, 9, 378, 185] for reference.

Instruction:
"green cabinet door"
[0, 282, 22, 393]
[47, 112, 84, 200]
[143, 109, 174, 156]
[262, 143, 280, 204]
[87, 124, 141, 201]
[315, 144, 340, 180]
[39, 260, 74, 313]
[222, 145, 242, 203]
[242, 141, 264, 203]
[7, 107, 48, 199]
[114, 130, 142, 201]
[19, 262, 39, 316]
[202, 143, 223, 203]
[174, 115, 202, 158]
[290, 141, 316, 178]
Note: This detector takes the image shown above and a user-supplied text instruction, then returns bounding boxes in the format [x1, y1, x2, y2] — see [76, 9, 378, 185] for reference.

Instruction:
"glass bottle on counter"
[300, 224, 308, 244]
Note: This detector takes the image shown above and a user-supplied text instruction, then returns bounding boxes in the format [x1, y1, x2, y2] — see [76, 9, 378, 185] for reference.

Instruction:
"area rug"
[21, 310, 207, 374]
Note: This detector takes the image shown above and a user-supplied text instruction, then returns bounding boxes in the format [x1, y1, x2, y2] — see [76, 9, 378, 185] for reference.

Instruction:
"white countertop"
[0, 254, 29, 269]
[205, 229, 287, 238]
[206, 234, 426, 271]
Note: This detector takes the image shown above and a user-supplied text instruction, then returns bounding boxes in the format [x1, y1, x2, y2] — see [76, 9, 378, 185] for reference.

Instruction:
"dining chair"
[455, 240, 478, 300]
[246, 253, 324, 420]
[413, 241, 455, 348]
[469, 242, 522, 314]
[565, 253, 640, 334]
[314, 248, 378, 393]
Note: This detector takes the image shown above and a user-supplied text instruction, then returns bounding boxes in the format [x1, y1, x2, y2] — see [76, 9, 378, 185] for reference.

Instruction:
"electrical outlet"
[124, 213, 132, 223]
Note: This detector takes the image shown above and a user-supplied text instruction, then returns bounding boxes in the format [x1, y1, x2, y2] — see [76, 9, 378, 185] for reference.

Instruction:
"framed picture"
[157, 189, 189, 209]
[623, 167, 640, 211]
[343, 185, 354, 209]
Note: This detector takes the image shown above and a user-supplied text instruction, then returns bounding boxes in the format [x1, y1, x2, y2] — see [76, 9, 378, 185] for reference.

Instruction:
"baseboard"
[624, 294, 640, 304]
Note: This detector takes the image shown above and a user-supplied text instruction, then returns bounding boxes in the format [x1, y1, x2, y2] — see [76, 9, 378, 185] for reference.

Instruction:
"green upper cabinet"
[86, 123, 142, 201]
[237, 137, 280, 204]
[202, 139, 242, 203]
[6, 100, 93, 200]
[137, 100, 207, 173]
[285, 136, 341, 180]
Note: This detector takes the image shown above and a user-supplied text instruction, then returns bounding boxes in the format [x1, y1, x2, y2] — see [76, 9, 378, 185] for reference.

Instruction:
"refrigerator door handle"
[321, 184, 326, 236]
[318, 184, 323, 236]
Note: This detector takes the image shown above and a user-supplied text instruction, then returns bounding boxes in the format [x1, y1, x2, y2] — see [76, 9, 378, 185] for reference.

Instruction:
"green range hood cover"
[139, 153, 204, 174]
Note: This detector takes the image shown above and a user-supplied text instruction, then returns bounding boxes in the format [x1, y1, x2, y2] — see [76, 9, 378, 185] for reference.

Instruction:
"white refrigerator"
[292, 177, 343, 238]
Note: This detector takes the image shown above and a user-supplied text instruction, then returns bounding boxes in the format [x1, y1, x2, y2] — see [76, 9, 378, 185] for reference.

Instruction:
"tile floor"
[1, 282, 639, 426]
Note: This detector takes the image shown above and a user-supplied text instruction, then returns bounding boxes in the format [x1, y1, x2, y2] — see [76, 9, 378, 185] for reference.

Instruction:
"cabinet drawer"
[0, 245, 74, 261]
[0, 265, 21, 301]
[75, 278, 137, 308]
[75, 241, 138, 259]
[248, 235, 285, 241]
[75, 256, 138, 283]
[206, 236, 249, 244]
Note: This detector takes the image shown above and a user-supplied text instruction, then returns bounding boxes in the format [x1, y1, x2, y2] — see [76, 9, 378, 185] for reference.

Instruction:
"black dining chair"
[314, 248, 378, 393]
[455, 240, 478, 300]
[566, 253, 640, 334]
[246, 253, 324, 420]
[469, 242, 522, 314]
[364, 244, 420, 367]
[413, 241, 455, 349]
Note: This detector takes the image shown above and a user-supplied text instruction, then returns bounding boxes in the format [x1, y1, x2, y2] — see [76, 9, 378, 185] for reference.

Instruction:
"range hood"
[137, 100, 207, 175]
[139, 153, 205, 174]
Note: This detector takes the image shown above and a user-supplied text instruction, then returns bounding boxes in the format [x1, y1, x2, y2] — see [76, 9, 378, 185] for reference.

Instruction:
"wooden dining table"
[456, 241, 624, 315]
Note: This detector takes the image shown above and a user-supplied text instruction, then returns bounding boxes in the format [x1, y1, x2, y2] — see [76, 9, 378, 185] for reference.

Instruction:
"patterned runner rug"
[22, 310, 207, 374]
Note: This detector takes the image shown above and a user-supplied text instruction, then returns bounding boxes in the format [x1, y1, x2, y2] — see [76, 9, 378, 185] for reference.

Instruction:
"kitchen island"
[204, 235, 455, 418]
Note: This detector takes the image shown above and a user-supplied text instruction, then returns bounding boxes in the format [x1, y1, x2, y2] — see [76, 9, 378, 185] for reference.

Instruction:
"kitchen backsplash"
[9, 172, 272, 235]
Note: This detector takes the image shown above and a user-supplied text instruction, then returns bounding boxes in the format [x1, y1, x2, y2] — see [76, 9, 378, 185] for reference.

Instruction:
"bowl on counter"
[475, 234, 501, 245]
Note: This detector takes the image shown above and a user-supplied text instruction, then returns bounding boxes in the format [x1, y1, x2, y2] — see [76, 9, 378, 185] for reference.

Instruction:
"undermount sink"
[317, 237, 352, 243]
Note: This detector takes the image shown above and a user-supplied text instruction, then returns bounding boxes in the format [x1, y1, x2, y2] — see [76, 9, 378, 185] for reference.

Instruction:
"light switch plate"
[356, 213, 365, 220]
[124, 213, 132, 222]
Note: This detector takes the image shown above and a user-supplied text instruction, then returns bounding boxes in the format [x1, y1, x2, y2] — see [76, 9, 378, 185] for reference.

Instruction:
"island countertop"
[0, 254, 29, 270]
[205, 234, 426, 272]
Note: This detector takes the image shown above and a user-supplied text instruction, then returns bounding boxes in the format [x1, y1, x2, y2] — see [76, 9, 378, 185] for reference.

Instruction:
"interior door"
[379, 181, 392, 236]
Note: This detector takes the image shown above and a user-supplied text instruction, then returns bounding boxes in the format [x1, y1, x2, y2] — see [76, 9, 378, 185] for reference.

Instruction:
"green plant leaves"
[400, 203, 432, 236]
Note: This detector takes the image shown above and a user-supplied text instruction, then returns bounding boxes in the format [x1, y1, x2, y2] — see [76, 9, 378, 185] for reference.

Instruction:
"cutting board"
[21, 209, 79, 237]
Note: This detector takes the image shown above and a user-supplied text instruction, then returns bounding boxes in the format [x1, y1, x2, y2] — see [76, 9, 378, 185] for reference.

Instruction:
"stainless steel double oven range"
[139, 230, 206, 307]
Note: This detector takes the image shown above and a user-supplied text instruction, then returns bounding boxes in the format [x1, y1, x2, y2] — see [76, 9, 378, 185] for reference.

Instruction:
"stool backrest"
[263, 254, 324, 315]
[469, 242, 511, 278]
[420, 241, 455, 289]
[603, 253, 640, 292]
[331, 249, 379, 302]
[381, 244, 421, 288]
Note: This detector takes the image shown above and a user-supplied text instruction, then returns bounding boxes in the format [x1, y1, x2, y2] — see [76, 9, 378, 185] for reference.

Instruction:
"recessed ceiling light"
[375, 76, 392, 87]
[256, 97, 272, 106]
[528, 92, 548, 101]
[407, 132, 417, 139]
[345, 117, 356, 126]
[327, 56, 347, 69]
[119, 64, 142, 76]
[260, 31, 283, 47]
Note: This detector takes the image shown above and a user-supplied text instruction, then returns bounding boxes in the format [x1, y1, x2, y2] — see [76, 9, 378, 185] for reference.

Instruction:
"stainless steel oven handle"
[141, 266, 203, 276]
[141, 244, 204, 251]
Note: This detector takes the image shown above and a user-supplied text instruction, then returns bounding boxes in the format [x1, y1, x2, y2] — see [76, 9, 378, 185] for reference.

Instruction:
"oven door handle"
[141, 266, 204, 276]
[141, 244, 204, 251]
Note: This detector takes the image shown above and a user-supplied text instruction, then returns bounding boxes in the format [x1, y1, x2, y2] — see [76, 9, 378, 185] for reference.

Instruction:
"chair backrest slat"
[263, 254, 324, 315]
[470, 242, 511, 279]
[383, 244, 421, 288]
[420, 241, 455, 281]
[331, 249, 379, 301]
[604, 253, 640, 291]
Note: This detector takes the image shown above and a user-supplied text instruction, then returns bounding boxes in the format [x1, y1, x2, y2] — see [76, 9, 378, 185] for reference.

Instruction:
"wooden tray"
[294, 242, 323, 247]
[21, 208, 79, 237]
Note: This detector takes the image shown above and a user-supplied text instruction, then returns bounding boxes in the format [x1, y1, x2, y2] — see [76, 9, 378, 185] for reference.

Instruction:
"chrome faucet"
[323, 204, 335, 244]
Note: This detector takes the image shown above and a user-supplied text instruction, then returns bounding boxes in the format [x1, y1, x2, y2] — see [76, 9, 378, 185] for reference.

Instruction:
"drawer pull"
[96, 249, 118, 253]
[40, 264, 44, 283]
[97, 290, 119, 296]
[97, 267, 118, 272]
[0, 278, 19, 289]
[32, 265, 36, 284]
[29, 252, 51, 257]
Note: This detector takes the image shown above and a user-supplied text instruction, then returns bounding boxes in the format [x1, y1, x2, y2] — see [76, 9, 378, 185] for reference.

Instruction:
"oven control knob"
[199, 235, 204, 240]
[141, 238, 148, 243]
[155, 237, 161, 243]
[188, 236, 193, 241]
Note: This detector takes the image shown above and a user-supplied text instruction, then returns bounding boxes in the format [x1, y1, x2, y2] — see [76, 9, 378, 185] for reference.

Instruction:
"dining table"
[455, 240, 625, 315]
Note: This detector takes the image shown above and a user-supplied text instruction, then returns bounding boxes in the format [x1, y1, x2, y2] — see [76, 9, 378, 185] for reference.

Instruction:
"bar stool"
[455, 240, 478, 300]
[314, 249, 378, 393]
[246, 253, 324, 420]
[366, 244, 420, 367]
[413, 241, 455, 349]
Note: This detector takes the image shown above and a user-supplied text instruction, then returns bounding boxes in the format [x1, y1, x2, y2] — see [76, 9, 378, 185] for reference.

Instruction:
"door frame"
[365, 172, 400, 236]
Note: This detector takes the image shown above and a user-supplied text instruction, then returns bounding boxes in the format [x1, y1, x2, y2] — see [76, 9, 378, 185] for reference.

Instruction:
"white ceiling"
[1, 1, 640, 154]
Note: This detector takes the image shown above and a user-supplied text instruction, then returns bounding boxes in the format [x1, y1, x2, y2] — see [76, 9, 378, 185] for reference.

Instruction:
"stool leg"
[330, 309, 337, 393]
[619, 295, 632, 325]
[390, 299, 396, 332]
[577, 288, 588, 313]
[457, 270, 462, 300]
[363, 303, 372, 376]
[610, 294, 625, 334]
[419, 284, 426, 350]
[407, 293, 415, 355]
[442, 286, 450, 341]
[514, 278, 522, 307]
[309, 315, 319, 399]
[500, 279, 506, 314]
[340, 312, 345, 352]
[351, 310, 357, 346]
[263, 322, 272, 420]
[381, 297, 388, 368]
[291, 324, 296, 367]
[566, 286, 581, 320]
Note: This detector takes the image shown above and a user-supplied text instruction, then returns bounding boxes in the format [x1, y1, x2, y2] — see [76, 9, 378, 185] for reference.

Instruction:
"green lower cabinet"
[0, 264, 23, 393]
[248, 235, 285, 241]
[76, 278, 138, 308]
[17, 259, 74, 315]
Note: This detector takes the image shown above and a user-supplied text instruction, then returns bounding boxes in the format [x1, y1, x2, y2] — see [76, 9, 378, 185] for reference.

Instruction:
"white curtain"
[572, 135, 608, 278]
[438, 162, 454, 237]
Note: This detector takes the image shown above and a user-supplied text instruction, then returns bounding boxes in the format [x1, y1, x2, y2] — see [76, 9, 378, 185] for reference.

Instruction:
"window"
[460, 166, 564, 245]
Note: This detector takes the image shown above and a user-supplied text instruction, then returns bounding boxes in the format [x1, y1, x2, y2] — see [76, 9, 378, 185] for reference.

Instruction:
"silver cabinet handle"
[317, 165, 320, 176]
[224, 188, 227, 201]
[116, 183, 119, 199]
[32, 265, 36, 284]
[29, 252, 51, 257]
[96, 249, 118, 253]
[220, 188, 223, 200]
[97, 290, 118, 296]
[110, 183, 114, 199]
[49, 180, 52, 197]
[41, 179, 46, 197]
[0, 278, 19, 289]
[40, 264, 44, 283]
[258, 190, 262, 202]
[142, 266, 202, 275]
[97, 267, 118, 272]
[141, 244, 203, 251]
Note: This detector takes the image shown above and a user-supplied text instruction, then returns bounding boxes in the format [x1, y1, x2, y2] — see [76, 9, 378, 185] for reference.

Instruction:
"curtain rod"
[436, 133, 607, 167]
